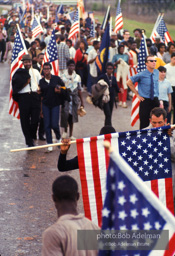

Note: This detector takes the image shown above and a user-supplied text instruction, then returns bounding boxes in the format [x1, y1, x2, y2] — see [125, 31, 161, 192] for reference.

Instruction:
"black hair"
[168, 42, 175, 52]
[60, 35, 65, 41]
[133, 28, 142, 35]
[150, 107, 167, 120]
[99, 125, 116, 135]
[67, 59, 75, 66]
[171, 52, 175, 58]
[40, 41, 46, 49]
[157, 43, 165, 52]
[43, 62, 52, 69]
[118, 44, 124, 53]
[31, 41, 36, 46]
[37, 52, 44, 58]
[158, 66, 166, 72]
[52, 175, 78, 202]
[35, 38, 41, 44]
[93, 40, 99, 47]
[66, 39, 72, 45]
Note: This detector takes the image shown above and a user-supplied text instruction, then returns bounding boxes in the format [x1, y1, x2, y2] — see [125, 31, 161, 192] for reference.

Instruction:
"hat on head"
[21, 54, 32, 61]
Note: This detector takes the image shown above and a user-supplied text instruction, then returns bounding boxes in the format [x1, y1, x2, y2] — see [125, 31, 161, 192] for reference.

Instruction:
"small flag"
[114, 0, 123, 33]
[9, 26, 28, 119]
[43, 29, 59, 76]
[31, 16, 43, 38]
[68, 9, 79, 42]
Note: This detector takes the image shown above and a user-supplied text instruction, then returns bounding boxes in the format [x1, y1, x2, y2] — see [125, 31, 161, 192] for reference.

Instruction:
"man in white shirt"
[66, 39, 76, 59]
[12, 54, 41, 147]
[87, 40, 100, 96]
[165, 52, 175, 124]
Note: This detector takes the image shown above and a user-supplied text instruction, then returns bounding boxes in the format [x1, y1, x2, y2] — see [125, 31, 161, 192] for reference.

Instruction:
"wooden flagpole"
[10, 140, 76, 152]
[10, 125, 175, 153]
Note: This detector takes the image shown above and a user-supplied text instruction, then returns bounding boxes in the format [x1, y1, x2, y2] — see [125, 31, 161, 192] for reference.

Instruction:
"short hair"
[157, 43, 165, 52]
[158, 66, 166, 72]
[37, 52, 44, 58]
[105, 62, 114, 70]
[118, 44, 124, 53]
[110, 38, 115, 44]
[93, 40, 99, 47]
[43, 62, 52, 69]
[67, 59, 75, 66]
[133, 28, 142, 35]
[52, 175, 78, 202]
[31, 41, 36, 46]
[99, 125, 116, 135]
[150, 107, 167, 120]
[40, 41, 46, 49]
[123, 29, 129, 34]
[35, 38, 40, 43]
[66, 39, 72, 45]
[171, 52, 175, 58]
[145, 55, 155, 63]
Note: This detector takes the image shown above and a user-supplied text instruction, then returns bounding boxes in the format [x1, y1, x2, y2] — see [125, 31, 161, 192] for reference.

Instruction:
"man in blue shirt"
[127, 55, 160, 129]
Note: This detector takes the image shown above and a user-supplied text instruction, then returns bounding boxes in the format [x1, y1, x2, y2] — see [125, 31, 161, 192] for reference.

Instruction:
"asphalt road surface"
[0, 62, 174, 256]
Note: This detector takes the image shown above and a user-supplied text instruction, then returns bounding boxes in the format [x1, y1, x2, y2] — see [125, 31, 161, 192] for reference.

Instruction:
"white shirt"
[165, 63, 175, 87]
[19, 68, 41, 94]
[88, 48, 98, 77]
[69, 46, 76, 59]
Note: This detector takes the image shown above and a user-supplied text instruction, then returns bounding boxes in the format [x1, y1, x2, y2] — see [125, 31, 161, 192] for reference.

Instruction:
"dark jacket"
[39, 75, 70, 108]
[12, 68, 31, 101]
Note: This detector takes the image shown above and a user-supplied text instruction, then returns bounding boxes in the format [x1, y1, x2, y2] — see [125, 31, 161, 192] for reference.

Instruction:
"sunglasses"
[147, 60, 157, 62]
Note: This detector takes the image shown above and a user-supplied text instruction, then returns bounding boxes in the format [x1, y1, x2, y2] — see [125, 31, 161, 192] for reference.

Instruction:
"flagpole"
[78, 6, 80, 41]
[10, 140, 77, 152]
[10, 125, 175, 152]
[102, 5, 110, 30]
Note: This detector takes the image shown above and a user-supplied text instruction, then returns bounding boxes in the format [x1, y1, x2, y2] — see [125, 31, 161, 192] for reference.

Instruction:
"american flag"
[114, 0, 123, 34]
[156, 16, 173, 45]
[68, 9, 79, 42]
[9, 26, 28, 119]
[130, 35, 148, 127]
[76, 126, 174, 227]
[31, 16, 43, 38]
[151, 14, 173, 45]
[98, 151, 175, 255]
[43, 29, 59, 76]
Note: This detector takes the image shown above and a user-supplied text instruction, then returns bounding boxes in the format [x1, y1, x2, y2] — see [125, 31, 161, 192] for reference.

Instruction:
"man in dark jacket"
[12, 54, 41, 147]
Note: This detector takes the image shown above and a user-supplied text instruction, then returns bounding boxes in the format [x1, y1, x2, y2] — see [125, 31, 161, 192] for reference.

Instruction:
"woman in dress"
[112, 44, 129, 108]
[61, 59, 84, 140]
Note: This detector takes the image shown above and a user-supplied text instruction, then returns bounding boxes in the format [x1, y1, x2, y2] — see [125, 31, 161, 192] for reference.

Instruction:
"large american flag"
[31, 16, 43, 38]
[130, 35, 148, 127]
[43, 29, 59, 76]
[76, 126, 174, 227]
[114, 0, 123, 34]
[98, 151, 175, 255]
[9, 26, 28, 119]
[68, 9, 79, 42]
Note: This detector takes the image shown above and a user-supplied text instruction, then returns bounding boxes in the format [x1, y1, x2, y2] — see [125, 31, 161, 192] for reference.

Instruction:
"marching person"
[39, 62, 68, 152]
[60, 59, 84, 140]
[127, 55, 160, 129]
[12, 54, 41, 147]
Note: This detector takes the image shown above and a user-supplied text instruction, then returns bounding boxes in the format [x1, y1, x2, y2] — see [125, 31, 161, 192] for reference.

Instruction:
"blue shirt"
[159, 78, 173, 102]
[130, 69, 159, 98]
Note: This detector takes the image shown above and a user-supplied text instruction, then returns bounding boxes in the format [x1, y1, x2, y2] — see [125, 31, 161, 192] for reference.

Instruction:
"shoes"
[86, 95, 93, 104]
[118, 101, 122, 106]
[62, 132, 67, 139]
[70, 135, 76, 140]
[39, 135, 46, 141]
[47, 146, 53, 152]
[122, 102, 128, 108]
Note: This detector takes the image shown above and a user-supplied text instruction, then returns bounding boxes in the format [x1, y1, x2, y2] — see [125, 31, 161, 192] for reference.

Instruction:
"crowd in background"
[0, 3, 175, 148]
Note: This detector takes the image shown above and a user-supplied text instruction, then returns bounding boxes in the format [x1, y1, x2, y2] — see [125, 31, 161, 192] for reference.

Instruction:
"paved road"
[0, 62, 174, 256]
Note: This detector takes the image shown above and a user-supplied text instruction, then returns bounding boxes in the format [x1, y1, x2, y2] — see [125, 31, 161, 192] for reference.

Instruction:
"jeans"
[42, 104, 61, 144]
